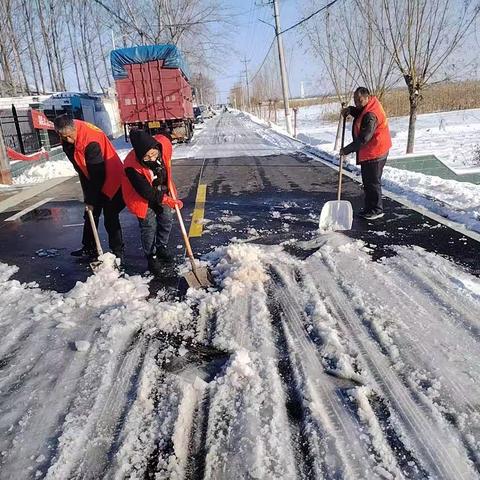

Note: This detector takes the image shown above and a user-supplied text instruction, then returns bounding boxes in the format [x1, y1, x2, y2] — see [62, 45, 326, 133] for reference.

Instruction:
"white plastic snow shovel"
[319, 114, 353, 231]
[86, 206, 104, 271]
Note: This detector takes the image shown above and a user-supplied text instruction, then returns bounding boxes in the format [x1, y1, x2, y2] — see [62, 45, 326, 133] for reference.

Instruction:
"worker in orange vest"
[54, 115, 125, 262]
[341, 87, 392, 220]
[122, 129, 183, 276]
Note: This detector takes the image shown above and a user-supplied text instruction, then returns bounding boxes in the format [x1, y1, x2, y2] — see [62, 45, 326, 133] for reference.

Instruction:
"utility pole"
[242, 57, 251, 112]
[273, 0, 292, 135]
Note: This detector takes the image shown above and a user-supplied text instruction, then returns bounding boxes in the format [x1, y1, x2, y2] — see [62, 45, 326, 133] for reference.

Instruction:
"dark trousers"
[82, 189, 125, 255]
[138, 206, 174, 257]
[360, 156, 387, 213]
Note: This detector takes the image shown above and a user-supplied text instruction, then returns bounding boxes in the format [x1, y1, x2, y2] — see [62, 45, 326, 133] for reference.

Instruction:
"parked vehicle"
[193, 106, 204, 124]
[199, 105, 214, 119]
[111, 44, 194, 142]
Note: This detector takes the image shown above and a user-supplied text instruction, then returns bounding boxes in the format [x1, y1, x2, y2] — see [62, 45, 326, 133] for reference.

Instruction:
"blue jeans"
[138, 206, 174, 256]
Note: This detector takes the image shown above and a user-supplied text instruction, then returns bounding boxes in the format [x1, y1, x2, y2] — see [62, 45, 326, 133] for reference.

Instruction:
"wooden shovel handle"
[87, 207, 103, 256]
[168, 182, 197, 269]
[337, 113, 347, 201]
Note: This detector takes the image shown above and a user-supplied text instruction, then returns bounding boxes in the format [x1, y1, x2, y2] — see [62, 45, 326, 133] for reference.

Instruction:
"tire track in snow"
[305, 254, 478, 479]
[321, 243, 480, 470]
[268, 266, 400, 479]
[45, 331, 146, 479]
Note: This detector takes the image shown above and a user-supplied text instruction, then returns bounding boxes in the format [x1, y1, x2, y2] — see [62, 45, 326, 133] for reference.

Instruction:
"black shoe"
[71, 247, 96, 257]
[360, 211, 385, 220]
[155, 246, 174, 263]
[147, 255, 163, 276]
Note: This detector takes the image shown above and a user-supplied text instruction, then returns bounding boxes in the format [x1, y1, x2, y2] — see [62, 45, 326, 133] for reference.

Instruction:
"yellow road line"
[188, 183, 207, 237]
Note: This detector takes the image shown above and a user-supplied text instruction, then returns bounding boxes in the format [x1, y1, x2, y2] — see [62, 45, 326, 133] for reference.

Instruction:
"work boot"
[71, 246, 96, 258]
[147, 255, 163, 276]
[155, 246, 174, 263]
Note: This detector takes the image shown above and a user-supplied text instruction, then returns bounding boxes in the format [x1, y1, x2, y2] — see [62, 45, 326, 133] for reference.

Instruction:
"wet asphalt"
[0, 147, 478, 294]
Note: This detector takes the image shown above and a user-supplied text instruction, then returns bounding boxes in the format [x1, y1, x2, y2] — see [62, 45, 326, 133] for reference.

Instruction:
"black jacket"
[125, 130, 168, 211]
[343, 106, 378, 157]
[63, 141, 105, 205]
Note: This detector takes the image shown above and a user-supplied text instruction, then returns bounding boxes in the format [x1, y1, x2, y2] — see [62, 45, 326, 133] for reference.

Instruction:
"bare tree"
[229, 81, 245, 110]
[303, 6, 357, 105]
[112, 0, 234, 72]
[339, 1, 397, 99]
[191, 73, 217, 105]
[360, 0, 480, 153]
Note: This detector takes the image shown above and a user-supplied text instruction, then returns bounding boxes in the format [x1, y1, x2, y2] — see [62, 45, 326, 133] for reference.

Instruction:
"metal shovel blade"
[319, 200, 353, 231]
[89, 259, 103, 272]
[183, 265, 214, 289]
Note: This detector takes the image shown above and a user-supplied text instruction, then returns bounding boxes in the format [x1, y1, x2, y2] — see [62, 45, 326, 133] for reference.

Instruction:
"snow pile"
[13, 159, 75, 185]
[381, 166, 480, 231]
[1, 232, 480, 477]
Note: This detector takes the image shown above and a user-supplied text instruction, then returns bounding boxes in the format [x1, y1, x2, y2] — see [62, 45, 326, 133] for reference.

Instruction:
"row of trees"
[304, 0, 480, 152]
[0, 0, 224, 100]
[234, 0, 480, 153]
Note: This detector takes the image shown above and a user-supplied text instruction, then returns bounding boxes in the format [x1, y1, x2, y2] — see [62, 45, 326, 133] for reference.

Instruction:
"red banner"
[7, 147, 49, 162]
[31, 109, 55, 130]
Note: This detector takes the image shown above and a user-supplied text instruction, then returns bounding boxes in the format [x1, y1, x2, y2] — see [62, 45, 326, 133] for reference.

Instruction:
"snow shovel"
[169, 189, 214, 289]
[86, 206, 104, 271]
[319, 114, 353, 231]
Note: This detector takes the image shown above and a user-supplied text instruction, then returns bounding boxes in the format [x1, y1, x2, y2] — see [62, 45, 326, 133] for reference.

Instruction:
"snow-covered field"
[1, 234, 479, 478]
[285, 103, 480, 169]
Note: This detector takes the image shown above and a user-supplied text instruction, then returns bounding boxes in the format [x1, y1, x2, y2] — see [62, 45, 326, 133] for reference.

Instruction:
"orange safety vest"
[122, 134, 177, 219]
[353, 96, 392, 163]
[73, 120, 124, 199]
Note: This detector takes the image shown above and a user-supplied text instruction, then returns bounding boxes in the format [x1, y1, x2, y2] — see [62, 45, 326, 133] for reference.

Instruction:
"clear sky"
[215, 0, 323, 103]
[214, 0, 480, 103]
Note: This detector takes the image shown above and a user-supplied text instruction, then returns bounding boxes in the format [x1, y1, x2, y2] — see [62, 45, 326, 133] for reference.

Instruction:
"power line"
[250, 37, 276, 82]
[280, 0, 341, 35]
[250, 0, 340, 83]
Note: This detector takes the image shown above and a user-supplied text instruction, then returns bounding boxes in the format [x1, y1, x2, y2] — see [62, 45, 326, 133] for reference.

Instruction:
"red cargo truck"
[111, 45, 194, 142]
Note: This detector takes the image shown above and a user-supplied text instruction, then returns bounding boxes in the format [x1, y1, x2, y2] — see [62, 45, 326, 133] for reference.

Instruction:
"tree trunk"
[65, 3, 82, 91]
[24, 0, 46, 93]
[37, 0, 58, 90]
[49, 1, 65, 90]
[406, 86, 420, 154]
[6, 8, 30, 94]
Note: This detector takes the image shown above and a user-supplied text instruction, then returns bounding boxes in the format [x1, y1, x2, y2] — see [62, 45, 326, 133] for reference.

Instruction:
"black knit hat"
[129, 130, 162, 163]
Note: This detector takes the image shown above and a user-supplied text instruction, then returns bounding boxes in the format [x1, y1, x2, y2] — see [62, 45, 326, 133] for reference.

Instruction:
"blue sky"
[215, 0, 322, 102]
[214, 0, 480, 103]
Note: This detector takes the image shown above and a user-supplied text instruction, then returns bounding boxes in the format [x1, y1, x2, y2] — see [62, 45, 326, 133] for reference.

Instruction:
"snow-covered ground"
[286, 103, 480, 169]
[1, 235, 479, 478]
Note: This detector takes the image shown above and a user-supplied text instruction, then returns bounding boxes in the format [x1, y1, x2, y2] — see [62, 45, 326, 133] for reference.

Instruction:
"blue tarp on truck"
[110, 44, 190, 81]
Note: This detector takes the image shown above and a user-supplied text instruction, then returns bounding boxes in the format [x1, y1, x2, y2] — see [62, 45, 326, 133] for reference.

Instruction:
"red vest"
[353, 96, 392, 162]
[73, 120, 124, 199]
[122, 134, 177, 219]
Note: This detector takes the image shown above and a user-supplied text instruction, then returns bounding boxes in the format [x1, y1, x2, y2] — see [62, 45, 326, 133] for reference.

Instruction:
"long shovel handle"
[87, 207, 103, 256]
[168, 183, 198, 273]
[337, 113, 347, 201]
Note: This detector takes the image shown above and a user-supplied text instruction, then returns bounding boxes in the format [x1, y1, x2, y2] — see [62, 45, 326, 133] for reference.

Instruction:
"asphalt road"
[0, 112, 478, 294]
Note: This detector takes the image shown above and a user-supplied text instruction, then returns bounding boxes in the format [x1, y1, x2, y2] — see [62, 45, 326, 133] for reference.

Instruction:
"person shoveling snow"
[340, 87, 392, 220]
